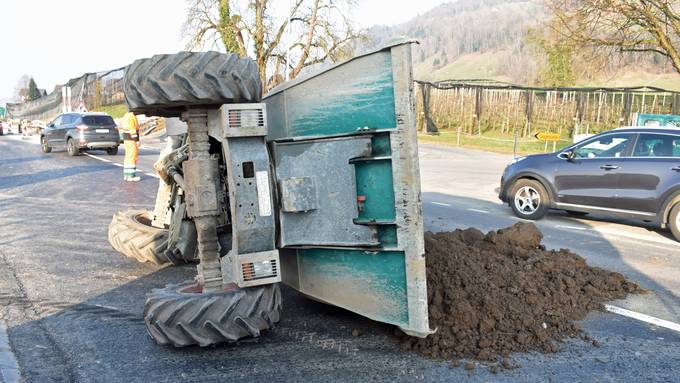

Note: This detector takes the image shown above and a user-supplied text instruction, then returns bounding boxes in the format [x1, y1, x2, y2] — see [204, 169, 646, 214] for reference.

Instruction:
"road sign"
[76, 101, 88, 113]
[534, 132, 560, 141]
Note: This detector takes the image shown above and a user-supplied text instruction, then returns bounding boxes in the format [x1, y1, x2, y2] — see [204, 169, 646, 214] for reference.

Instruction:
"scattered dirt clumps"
[400, 222, 640, 363]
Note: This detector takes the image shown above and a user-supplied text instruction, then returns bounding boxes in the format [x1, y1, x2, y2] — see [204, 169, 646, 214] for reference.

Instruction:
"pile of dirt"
[400, 222, 639, 363]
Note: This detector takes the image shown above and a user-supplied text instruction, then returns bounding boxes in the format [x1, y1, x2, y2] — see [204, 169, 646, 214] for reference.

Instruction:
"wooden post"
[419, 82, 438, 134]
[475, 87, 482, 135]
[622, 92, 633, 125]
[524, 90, 533, 138]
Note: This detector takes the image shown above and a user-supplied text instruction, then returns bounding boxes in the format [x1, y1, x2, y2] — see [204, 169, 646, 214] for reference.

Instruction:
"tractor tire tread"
[143, 282, 281, 347]
[124, 51, 261, 117]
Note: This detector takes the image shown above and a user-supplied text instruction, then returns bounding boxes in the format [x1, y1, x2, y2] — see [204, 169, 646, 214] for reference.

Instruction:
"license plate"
[96, 129, 109, 133]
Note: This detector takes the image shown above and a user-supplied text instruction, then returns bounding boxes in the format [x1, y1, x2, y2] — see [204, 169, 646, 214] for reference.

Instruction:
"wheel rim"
[514, 186, 541, 215]
[676, 211, 680, 231]
[42, 138, 48, 150]
[68, 141, 74, 154]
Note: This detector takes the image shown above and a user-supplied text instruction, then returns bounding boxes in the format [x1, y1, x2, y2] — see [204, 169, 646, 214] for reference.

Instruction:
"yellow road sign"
[534, 132, 561, 141]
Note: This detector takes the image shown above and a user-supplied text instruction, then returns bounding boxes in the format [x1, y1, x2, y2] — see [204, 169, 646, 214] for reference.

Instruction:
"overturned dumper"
[108, 41, 433, 346]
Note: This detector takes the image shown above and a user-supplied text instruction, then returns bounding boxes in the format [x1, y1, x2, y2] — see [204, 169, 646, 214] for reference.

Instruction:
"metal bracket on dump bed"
[211, 104, 281, 288]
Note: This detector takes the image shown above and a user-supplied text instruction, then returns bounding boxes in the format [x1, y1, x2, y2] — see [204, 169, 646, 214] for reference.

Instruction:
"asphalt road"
[0, 133, 678, 382]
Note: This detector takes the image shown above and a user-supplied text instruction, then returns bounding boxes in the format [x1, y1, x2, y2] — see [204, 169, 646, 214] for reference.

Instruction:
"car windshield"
[82, 115, 114, 126]
[573, 134, 632, 158]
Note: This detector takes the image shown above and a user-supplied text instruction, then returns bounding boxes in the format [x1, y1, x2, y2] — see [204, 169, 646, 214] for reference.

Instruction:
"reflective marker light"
[241, 259, 277, 281]
[252, 260, 274, 276]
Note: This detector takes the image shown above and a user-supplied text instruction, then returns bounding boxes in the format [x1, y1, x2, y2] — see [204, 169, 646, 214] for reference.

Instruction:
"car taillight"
[76, 124, 88, 130]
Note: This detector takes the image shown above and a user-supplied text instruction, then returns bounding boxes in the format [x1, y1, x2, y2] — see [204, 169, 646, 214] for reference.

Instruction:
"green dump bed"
[263, 41, 432, 337]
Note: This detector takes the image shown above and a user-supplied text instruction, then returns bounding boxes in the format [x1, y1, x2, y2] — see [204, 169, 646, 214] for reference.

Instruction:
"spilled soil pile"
[400, 223, 639, 362]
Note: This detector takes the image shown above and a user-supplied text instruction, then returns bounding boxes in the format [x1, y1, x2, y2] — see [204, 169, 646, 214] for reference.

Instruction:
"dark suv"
[499, 127, 680, 241]
[41, 112, 120, 156]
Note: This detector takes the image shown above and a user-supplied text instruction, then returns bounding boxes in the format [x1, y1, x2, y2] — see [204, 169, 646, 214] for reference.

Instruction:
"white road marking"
[84, 153, 157, 176]
[467, 208, 490, 214]
[430, 202, 451, 207]
[83, 153, 111, 162]
[605, 305, 680, 334]
[593, 226, 680, 247]
[555, 224, 587, 231]
[0, 320, 22, 383]
[508, 216, 533, 222]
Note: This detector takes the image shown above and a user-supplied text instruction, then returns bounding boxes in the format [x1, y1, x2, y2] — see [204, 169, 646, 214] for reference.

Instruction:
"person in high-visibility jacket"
[121, 111, 141, 182]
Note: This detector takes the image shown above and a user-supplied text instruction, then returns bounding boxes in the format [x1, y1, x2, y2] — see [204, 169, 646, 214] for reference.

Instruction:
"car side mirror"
[558, 150, 575, 160]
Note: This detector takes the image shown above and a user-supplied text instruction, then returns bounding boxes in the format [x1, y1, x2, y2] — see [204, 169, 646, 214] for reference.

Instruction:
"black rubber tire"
[106, 147, 119, 155]
[124, 51, 261, 117]
[108, 210, 171, 265]
[144, 281, 281, 347]
[67, 138, 80, 156]
[669, 203, 680, 242]
[41, 136, 51, 153]
[108, 210, 196, 265]
[509, 179, 549, 220]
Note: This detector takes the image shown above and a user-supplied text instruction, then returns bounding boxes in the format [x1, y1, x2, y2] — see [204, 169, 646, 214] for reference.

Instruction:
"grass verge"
[94, 103, 128, 119]
[418, 130, 572, 156]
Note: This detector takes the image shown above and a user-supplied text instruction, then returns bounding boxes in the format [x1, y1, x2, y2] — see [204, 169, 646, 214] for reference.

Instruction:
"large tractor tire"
[124, 51, 262, 117]
[108, 210, 197, 265]
[144, 281, 281, 347]
[108, 210, 171, 265]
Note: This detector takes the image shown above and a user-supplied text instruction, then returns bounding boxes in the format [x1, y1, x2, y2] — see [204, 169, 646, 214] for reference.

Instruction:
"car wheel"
[67, 138, 80, 156]
[106, 147, 119, 155]
[669, 203, 680, 242]
[41, 136, 52, 153]
[509, 179, 549, 220]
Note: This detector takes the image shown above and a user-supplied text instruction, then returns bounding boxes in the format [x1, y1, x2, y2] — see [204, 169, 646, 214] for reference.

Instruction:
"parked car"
[0, 121, 4, 136]
[499, 127, 680, 241]
[41, 112, 120, 156]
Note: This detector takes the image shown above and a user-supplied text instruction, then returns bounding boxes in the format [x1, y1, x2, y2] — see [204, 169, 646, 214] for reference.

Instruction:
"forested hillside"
[366, 0, 680, 89]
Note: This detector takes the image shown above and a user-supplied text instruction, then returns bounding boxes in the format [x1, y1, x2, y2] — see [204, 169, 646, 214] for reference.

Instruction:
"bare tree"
[184, 0, 363, 90]
[546, 0, 680, 74]
[13, 75, 30, 102]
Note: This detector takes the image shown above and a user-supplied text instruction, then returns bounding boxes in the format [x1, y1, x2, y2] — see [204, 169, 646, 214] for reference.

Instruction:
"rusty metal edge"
[389, 43, 435, 338]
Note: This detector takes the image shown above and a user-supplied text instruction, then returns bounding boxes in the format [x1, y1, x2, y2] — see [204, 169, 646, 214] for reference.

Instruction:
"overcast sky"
[0, 0, 448, 102]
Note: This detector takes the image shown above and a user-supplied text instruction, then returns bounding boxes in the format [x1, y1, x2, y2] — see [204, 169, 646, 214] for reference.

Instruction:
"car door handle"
[672, 166, 680, 171]
[600, 165, 619, 170]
